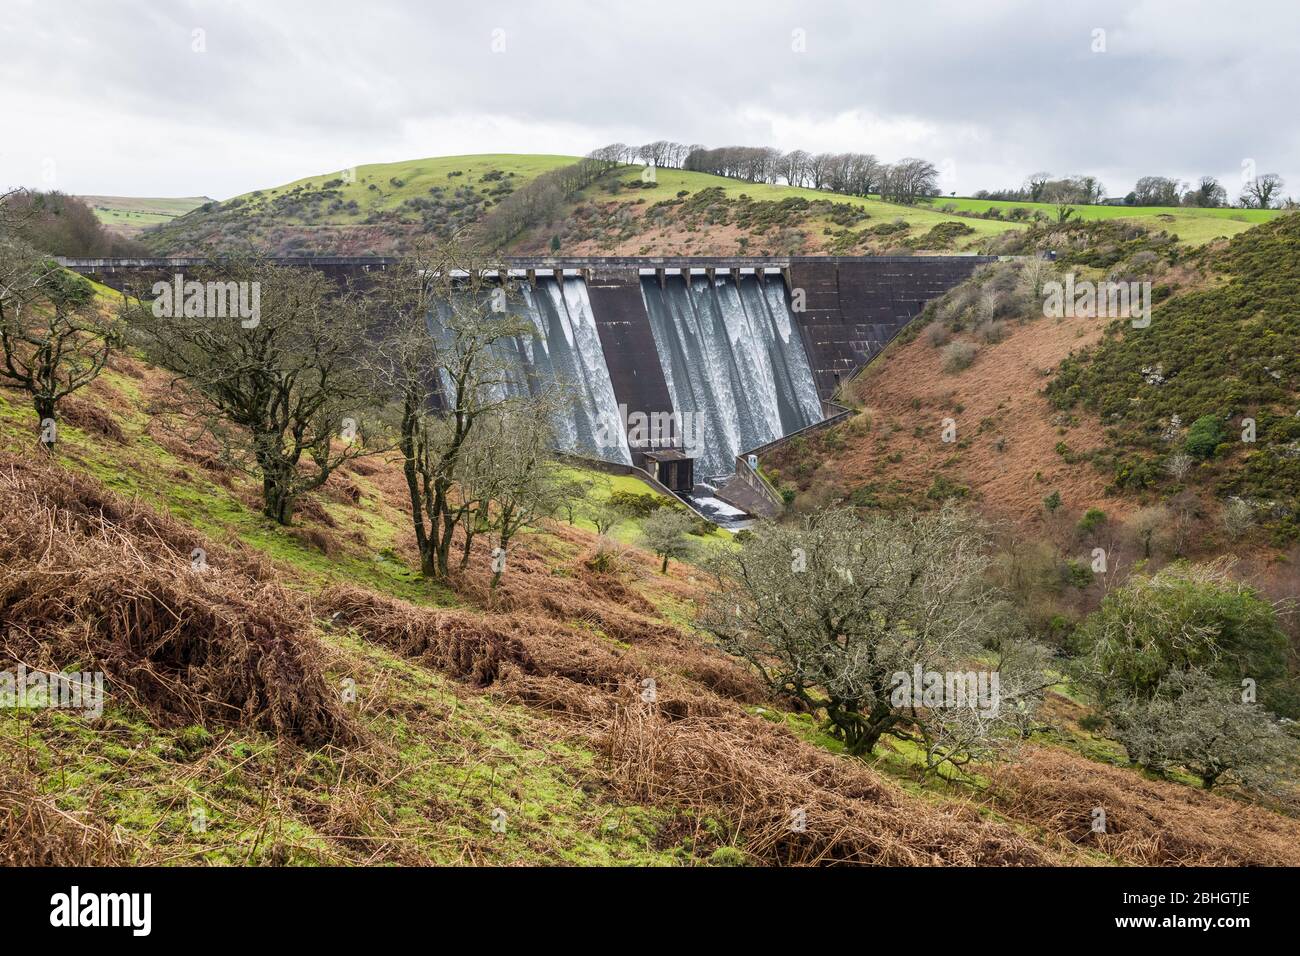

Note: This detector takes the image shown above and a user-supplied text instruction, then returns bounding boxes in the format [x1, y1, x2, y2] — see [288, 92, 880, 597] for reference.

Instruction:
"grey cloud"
[1, 0, 1295, 198]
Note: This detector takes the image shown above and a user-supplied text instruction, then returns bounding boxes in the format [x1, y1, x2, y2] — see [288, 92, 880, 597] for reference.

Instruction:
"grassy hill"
[919, 195, 1280, 246]
[137, 153, 1280, 257]
[1047, 211, 1300, 537]
[80, 195, 211, 239]
[4, 275, 1298, 865]
[141, 154, 1019, 256]
[140, 154, 576, 256]
[511, 166, 1013, 257]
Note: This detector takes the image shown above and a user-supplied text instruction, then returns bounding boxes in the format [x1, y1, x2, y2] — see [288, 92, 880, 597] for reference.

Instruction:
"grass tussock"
[990, 746, 1300, 866]
[0, 453, 356, 748]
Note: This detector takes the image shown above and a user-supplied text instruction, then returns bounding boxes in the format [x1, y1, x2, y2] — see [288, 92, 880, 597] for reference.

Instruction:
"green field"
[917, 195, 1281, 245]
[612, 167, 1019, 243]
[81, 195, 211, 235]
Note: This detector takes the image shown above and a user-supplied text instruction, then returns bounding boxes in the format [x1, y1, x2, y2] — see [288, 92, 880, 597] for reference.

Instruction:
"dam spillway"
[58, 255, 993, 492]
[447, 276, 633, 465]
[641, 274, 822, 478]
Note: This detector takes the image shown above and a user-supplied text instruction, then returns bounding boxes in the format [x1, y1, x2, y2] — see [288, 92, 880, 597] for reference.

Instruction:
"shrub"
[1077, 507, 1107, 535]
[1220, 497, 1256, 539]
[607, 490, 663, 519]
[1076, 561, 1294, 716]
[1060, 560, 1094, 589]
[941, 340, 977, 373]
[925, 475, 970, 502]
[924, 321, 951, 347]
[1185, 415, 1226, 459]
[1077, 713, 1106, 732]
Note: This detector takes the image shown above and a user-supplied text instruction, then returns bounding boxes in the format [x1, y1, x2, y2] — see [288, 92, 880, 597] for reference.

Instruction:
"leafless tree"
[126, 257, 376, 524]
[0, 237, 118, 447]
[1132, 175, 1184, 206]
[779, 149, 811, 188]
[698, 505, 1047, 757]
[588, 143, 630, 165]
[880, 158, 939, 205]
[470, 404, 563, 589]
[367, 237, 535, 579]
[1024, 172, 1052, 202]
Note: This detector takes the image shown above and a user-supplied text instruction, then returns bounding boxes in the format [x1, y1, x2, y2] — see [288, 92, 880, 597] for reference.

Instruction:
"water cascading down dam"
[58, 255, 993, 515]
[641, 273, 822, 479]
[470, 276, 632, 466]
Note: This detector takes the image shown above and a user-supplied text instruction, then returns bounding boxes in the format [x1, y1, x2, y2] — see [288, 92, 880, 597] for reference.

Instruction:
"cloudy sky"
[2, 0, 1297, 201]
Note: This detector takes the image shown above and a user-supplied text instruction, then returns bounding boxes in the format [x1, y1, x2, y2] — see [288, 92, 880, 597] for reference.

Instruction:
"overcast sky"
[2, 0, 1297, 201]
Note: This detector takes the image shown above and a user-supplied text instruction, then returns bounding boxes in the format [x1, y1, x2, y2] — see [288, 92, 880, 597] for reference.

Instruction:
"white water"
[433, 277, 631, 464]
[642, 274, 822, 478]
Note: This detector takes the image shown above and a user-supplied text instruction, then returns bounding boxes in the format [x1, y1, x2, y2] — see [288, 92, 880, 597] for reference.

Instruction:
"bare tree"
[880, 159, 939, 205]
[1132, 175, 1184, 206]
[1164, 451, 1194, 482]
[0, 237, 118, 448]
[807, 153, 832, 190]
[447, 395, 562, 582]
[698, 505, 1047, 757]
[587, 143, 630, 166]
[779, 149, 811, 187]
[584, 486, 628, 538]
[127, 257, 375, 523]
[368, 237, 534, 579]
[1125, 504, 1172, 560]
[555, 473, 594, 524]
[1024, 172, 1052, 202]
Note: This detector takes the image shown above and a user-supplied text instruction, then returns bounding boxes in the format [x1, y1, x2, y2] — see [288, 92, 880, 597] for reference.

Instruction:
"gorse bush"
[1077, 507, 1106, 534]
[1184, 414, 1226, 459]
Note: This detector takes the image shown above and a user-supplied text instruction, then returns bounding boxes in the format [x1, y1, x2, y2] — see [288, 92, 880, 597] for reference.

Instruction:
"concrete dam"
[60, 255, 992, 511]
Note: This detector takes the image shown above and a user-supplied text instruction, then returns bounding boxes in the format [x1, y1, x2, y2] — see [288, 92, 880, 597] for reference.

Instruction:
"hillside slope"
[763, 214, 1299, 643]
[138, 153, 1279, 258]
[770, 215, 1299, 532]
[140, 155, 576, 256]
[5, 278, 1298, 865]
[142, 154, 1019, 256]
